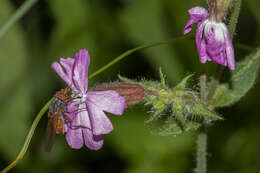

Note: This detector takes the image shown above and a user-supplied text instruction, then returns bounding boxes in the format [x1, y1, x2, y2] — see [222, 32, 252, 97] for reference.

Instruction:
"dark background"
[0, 0, 260, 172]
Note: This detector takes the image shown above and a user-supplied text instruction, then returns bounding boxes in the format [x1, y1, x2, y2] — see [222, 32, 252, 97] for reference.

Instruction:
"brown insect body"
[45, 88, 71, 152]
[49, 88, 71, 134]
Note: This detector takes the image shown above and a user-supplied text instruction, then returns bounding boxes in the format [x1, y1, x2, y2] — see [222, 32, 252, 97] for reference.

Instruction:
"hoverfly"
[44, 88, 72, 152]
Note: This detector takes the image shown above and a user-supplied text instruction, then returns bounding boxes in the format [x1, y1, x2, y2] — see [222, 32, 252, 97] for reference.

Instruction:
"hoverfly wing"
[44, 118, 56, 152]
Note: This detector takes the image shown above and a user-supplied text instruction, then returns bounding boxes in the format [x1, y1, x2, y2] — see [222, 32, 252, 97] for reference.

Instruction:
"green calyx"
[209, 0, 232, 21]
[216, 0, 232, 15]
[119, 69, 222, 136]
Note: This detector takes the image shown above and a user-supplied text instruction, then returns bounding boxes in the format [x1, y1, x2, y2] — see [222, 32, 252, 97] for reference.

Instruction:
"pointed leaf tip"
[174, 74, 194, 90]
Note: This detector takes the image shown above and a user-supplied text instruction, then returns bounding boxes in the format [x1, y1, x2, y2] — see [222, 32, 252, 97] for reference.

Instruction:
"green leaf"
[228, 0, 242, 38]
[189, 103, 223, 120]
[145, 109, 164, 124]
[159, 67, 166, 89]
[156, 120, 200, 136]
[212, 48, 260, 108]
[174, 74, 193, 91]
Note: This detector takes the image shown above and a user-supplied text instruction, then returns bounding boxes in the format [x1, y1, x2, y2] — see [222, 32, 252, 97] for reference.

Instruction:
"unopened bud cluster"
[91, 82, 150, 106]
[119, 70, 222, 136]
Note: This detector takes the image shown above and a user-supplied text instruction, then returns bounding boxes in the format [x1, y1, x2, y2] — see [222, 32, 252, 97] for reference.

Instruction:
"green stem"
[200, 74, 207, 103]
[205, 0, 242, 106]
[194, 2, 242, 173]
[0, 98, 52, 173]
[0, 0, 38, 39]
[196, 132, 207, 173]
[206, 66, 223, 106]
[228, 0, 242, 38]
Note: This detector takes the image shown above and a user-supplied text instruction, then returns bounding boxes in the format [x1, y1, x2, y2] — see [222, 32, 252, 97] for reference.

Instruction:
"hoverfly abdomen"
[44, 88, 71, 152]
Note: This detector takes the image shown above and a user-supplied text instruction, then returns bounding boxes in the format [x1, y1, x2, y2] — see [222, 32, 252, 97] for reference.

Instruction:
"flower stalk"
[196, 132, 207, 173]
[228, 0, 242, 38]
[194, 1, 242, 172]
[200, 74, 207, 103]
[205, 0, 242, 107]
[206, 67, 223, 107]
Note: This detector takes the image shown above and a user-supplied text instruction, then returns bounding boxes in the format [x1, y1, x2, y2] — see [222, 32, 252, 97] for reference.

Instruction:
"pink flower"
[51, 49, 126, 150]
[184, 6, 235, 70]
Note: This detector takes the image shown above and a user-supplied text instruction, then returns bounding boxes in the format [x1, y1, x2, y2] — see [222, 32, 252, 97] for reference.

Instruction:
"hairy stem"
[194, 2, 242, 173]
[0, 0, 38, 39]
[206, 66, 223, 106]
[228, 0, 242, 38]
[206, 0, 242, 106]
[196, 132, 207, 173]
[200, 74, 207, 103]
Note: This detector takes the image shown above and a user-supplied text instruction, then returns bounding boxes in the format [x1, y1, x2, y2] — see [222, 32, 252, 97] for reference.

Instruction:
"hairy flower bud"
[118, 72, 222, 137]
[91, 82, 155, 106]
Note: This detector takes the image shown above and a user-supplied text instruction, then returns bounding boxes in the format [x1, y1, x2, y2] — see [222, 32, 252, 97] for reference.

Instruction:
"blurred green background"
[0, 0, 260, 172]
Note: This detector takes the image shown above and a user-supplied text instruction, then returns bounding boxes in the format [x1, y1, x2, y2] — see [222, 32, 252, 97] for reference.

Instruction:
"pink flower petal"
[184, 6, 209, 34]
[60, 58, 75, 89]
[77, 110, 91, 128]
[87, 91, 126, 115]
[82, 129, 104, 150]
[60, 58, 74, 73]
[72, 49, 90, 93]
[51, 61, 72, 87]
[66, 128, 84, 149]
[86, 100, 114, 135]
[224, 29, 235, 70]
[67, 102, 91, 128]
[65, 105, 90, 149]
[196, 22, 209, 63]
[199, 40, 210, 63]
[66, 102, 77, 119]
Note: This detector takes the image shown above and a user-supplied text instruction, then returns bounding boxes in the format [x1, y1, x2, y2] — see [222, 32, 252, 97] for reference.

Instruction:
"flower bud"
[91, 82, 154, 106]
